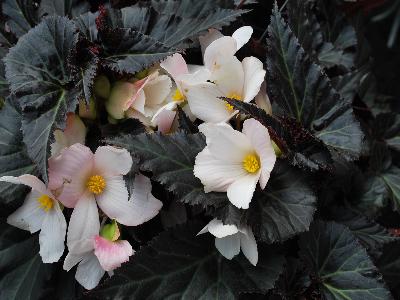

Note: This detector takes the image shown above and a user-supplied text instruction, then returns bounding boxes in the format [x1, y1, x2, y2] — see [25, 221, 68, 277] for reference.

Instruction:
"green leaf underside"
[0, 221, 51, 300]
[91, 223, 285, 299]
[0, 98, 37, 205]
[266, 5, 364, 160]
[106, 132, 229, 207]
[4, 16, 79, 182]
[250, 161, 316, 243]
[299, 221, 391, 300]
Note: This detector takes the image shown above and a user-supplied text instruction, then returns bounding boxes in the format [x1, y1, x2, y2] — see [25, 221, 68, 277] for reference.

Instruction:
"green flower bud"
[100, 220, 120, 242]
[105, 81, 136, 120]
[272, 140, 282, 157]
[94, 75, 111, 99]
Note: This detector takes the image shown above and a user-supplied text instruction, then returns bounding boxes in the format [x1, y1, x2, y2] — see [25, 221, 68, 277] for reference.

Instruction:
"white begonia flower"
[255, 81, 272, 115]
[51, 113, 86, 157]
[63, 173, 161, 290]
[194, 119, 276, 209]
[0, 175, 67, 263]
[181, 26, 266, 123]
[198, 218, 258, 266]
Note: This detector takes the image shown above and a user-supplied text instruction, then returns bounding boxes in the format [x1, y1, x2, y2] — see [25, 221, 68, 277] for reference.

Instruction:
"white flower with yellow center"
[194, 119, 276, 209]
[0, 175, 67, 263]
[181, 26, 266, 123]
[197, 218, 258, 266]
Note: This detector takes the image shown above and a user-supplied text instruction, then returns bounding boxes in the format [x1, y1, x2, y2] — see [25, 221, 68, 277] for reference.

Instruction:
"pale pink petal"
[94, 146, 132, 176]
[255, 81, 272, 115]
[199, 28, 224, 57]
[75, 253, 105, 290]
[210, 56, 245, 98]
[232, 26, 253, 51]
[160, 53, 189, 82]
[39, 202, 67, 263]
[194, 148, 246, 193]
[205, 218, 238, 238]
[0, 175, 51, 197]
[182, 82, 233, 123]
[7, 191, 45, 233]
[152, 104, 177, 134]
[48, 143, 94, 208]
[143, 75, 172, 110]
[215, 234, 240, 260]
[198, 122, 253, 162]
[227, 174, 259, 209]
[242, 119, 276, 189]
[67, 191, 99, 254]
[242, 57, 266, 103]
[204, 36, 237, 71]
[105, 81, 136, 119]
[129, 72, 158, 109]
[95, 175, 131, 225]
[125, 174, 163, 226]
[239, 226, 258, 266]
[130, 89, 146, 114]
[94, 236, 134, 271]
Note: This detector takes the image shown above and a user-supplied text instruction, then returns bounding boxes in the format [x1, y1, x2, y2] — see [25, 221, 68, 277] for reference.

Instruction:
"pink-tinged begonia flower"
[198, 218, 258, 266]
[194, 119, 276, 209]
[63, 173, 161, 289]
[51, 113, 86, 157]
[181, 27, 266, 123]
[0, 175, 67, 263]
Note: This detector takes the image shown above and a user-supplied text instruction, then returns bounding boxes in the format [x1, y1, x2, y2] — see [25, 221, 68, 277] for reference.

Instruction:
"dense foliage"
[0, 0, 400, 299]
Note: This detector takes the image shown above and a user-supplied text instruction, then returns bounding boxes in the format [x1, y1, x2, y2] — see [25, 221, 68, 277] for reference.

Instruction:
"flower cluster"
[2, 26, 276, 289]
[1, 115, 162, 289]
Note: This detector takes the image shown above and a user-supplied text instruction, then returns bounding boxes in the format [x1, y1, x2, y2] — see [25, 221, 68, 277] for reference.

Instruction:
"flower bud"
[93, 75, 111, 99]
[100, 220, 120, 242]
[105, 81, 136, 120]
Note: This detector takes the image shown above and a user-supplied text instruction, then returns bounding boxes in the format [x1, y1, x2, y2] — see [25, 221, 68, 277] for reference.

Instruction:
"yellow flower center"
[243, 154, 260, 173]
[86, 175, 106, 195]
[37, 195, 54, 212]
[225, 93, 242, 111]
[172, 88, 185, 102]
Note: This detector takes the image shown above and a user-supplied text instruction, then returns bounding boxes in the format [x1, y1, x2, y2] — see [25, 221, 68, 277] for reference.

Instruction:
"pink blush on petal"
[94, 235, 134, 272]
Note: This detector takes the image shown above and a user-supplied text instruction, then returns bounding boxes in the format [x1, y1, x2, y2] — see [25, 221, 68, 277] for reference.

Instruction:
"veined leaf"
[266, 5, 364, 160]
[377, 241, 400, 299]
[106, 131, 229, 207]
[299, 221, 391, 300]
[0, 98, 37, 206]
[4, 16, 79, 182]
[250, 161, 316, 243]
[380, 166, 400, 212]
[91, 223, 285, 299]
[2, 0, 38, 37]
[38, 0, 90, 18]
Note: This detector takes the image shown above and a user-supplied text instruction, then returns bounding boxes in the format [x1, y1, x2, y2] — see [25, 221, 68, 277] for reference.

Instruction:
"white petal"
[198, 122, 253, 162]
[204, 36, 237, 71]
[232, 26, 253, 51]
[210, 56, 244, 98]
[64, 252, 85, 271]
[239, 227, 258, 266]
[130, 89, 146, 115]
[255, 81, 272, 115]
[183, 82, 233, 123]
[160, 53, 189, 82]
[242, 57, 266, 103]
[67, 192, 99, 254]
[125, 174, 163, 226]
[227, 174, 259, 209]
[126, 109, 152, 127]
[207, 218, 238, 238]
[151, 103, 177, 134]
[39, 203, 67, 263]
[178, 68, 211, 88]
[194, 148, 246, 193]
[215, 234, 240, 260]
[75, 253, 105, 290]
[199, 28, 224, 57]
[242, 119, 276, 189]
[94, 146, 133, 176]
[96, 176, 132, 226]
[7, 191, 45, 233]
[0, 175, 51, 197]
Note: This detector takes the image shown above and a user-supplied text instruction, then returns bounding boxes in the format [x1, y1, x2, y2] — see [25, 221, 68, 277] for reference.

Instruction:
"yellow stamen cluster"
[87, 175, 106, 195]
[37, 195, 54, 212]
[225, 93, 242, 111]
[172, 88, 185, 102]
[243, 154, 260, 173]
